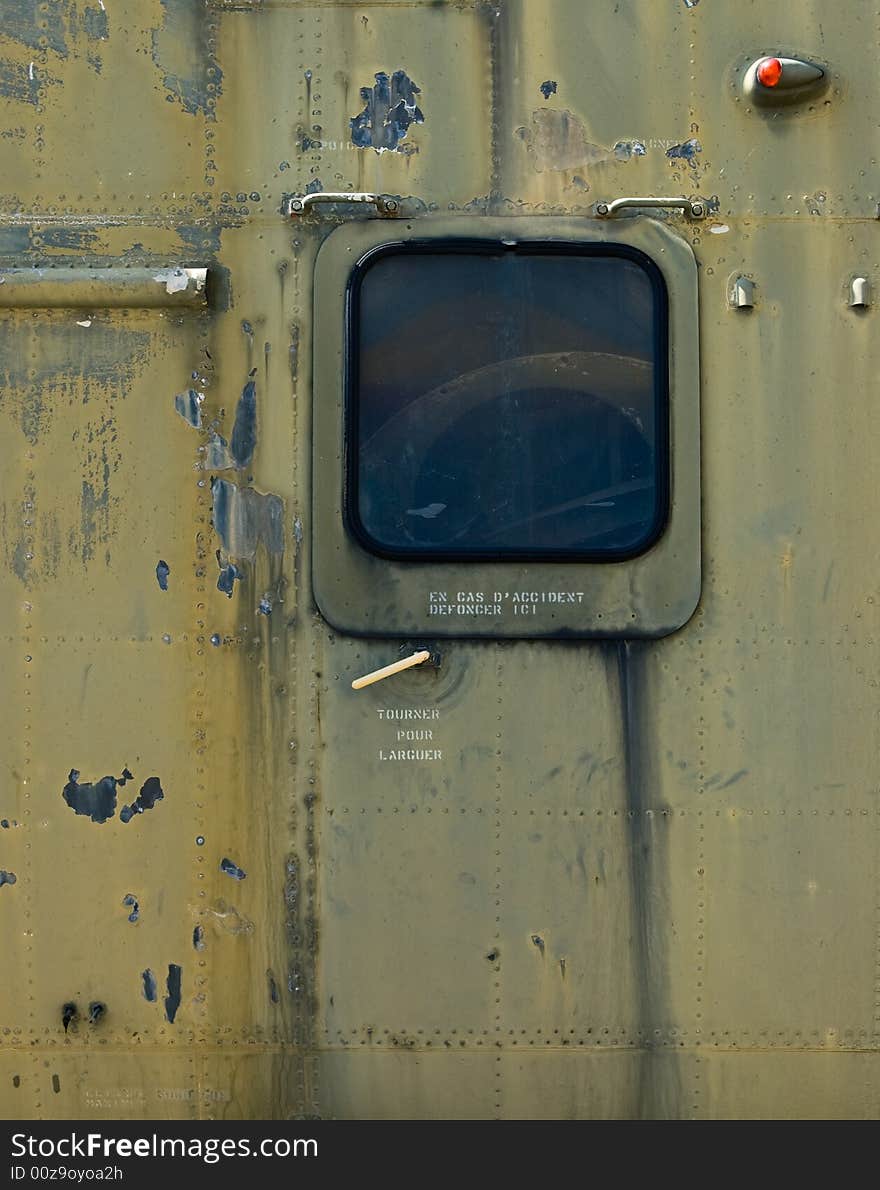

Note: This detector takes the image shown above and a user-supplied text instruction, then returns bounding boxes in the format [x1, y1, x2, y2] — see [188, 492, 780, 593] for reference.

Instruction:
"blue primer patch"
[156, 559, 170, 590]
[120, 777, 164, 824]
[350, 70, 424, 152]
[123, 894, 139, 924]
[221, 858, 246, 881]
[666, 137, 702, 160]
[216, 557, 242, 598]
[164, 964, 182, 1023]
[142, 969, 157, 1003]
[0, 871, 17, 887]
[229, 378, 257, 469]
[539, 80, 557, 99]
[62, 769, 119, 824]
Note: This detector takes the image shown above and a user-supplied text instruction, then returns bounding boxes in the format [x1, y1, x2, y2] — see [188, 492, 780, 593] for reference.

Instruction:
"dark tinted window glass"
[349, 244, 667, 559]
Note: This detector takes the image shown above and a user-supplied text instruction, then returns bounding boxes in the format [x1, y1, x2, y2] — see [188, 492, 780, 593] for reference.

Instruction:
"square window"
[313, 216, 700, 638]
[349, 244, 668, 561]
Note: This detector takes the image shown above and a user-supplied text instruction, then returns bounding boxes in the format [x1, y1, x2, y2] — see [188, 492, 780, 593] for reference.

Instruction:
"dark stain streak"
[822, 561, 834, 602]
[229, 378, 257, 468]
[142, 969, 157, 1003]
[156, 559, 170, 590]
[531, 934, 545, 955]
[120, 777, 164, 824]
[52, 1074, 60, 1094]
[221, 857, 246, 881]
[718, 768, 748, 790]
[350, 70, 424, 152]
[267, 970, 280, 1004]
[539, 79, 557, 99]
[164, 965, 182, 1023]
[61, 1003, 77, 1032]
[615, 640, 682, 1117]
[289, 324, 300, 383]
[12, 1075, 20, 1088]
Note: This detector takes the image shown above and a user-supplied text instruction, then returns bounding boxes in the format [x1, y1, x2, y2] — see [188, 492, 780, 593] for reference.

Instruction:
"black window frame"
[344, 237, 670, 564]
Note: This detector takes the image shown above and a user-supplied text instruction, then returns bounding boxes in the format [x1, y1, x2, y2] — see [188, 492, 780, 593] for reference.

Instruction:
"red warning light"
[757, 57, 783, 87]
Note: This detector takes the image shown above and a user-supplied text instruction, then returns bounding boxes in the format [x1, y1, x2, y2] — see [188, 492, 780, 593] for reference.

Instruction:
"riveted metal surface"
[0, 0, 877, 1120]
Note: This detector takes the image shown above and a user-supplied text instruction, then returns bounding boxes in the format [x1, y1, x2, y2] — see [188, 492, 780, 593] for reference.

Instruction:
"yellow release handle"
[351, 650, 431, 690]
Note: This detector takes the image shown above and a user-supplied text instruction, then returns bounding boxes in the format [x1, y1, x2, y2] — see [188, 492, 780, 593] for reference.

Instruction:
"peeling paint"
[1, 0, 69, 56]
[164, 964, 182, 1023]
[539, 79, 557, 99]
[229, 378, 257, 468]
[221, 857, 246, 881]
[614, 140, 647, 160]
[142, 970, 157, 1003]
[193, 925, 205, 952]
[0, 59, 41, 106]
[62, 1003, 77, 1032]
[516, 109, 612, 172]
[0, 870, 17, 887]
[123, 894, 139, 924]
[267, 970, 280, 1004]
[155, 559, 170, 590]
[62, 768, 122, 824]
[120, 777, 164, 823]
[173, 388, 203, 429]
[151, 0, 222, 117]
[88, 1001, 106, 1025]
[216, 553, 242, 598]
[258, 594, 272, 615]
[350, 70, 424, 153]
[82, 5, 109, 41]
[666, 137, 702, 161]
[211, 478, 284, 560]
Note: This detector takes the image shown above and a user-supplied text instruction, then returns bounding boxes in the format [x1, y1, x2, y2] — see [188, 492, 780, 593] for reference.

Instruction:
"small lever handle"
[351, 650, 431, 690]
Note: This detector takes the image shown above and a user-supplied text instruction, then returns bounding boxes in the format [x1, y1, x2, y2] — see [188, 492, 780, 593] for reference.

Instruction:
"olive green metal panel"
[0, 0, 877, 1120]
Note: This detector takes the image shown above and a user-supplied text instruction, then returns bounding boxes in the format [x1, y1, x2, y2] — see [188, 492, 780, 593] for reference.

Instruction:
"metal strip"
[0, 267, 209, 308]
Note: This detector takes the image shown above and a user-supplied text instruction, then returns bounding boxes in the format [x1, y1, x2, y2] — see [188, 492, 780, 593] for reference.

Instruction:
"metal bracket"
[595, 196, 709, 220]
[285, 191, 400, 218]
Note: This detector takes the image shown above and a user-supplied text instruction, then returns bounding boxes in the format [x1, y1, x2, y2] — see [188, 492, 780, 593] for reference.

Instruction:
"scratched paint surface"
[0, 0, 878, 1120]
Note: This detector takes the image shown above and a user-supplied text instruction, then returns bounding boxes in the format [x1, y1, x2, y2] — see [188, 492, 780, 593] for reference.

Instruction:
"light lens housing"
[757, 57, 783, 87]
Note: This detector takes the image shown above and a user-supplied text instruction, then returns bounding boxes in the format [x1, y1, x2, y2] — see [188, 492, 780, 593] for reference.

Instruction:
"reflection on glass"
[353, 247, 666, 558]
